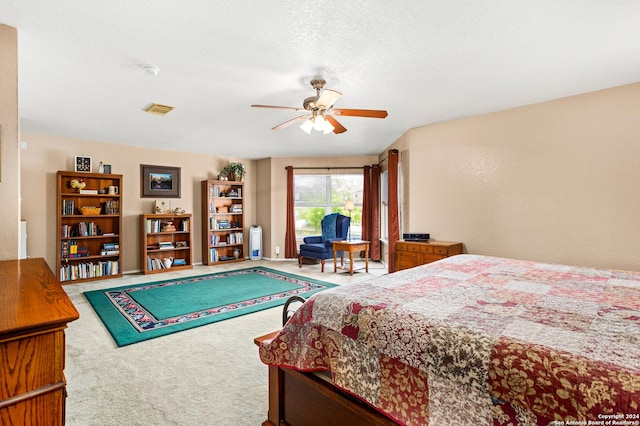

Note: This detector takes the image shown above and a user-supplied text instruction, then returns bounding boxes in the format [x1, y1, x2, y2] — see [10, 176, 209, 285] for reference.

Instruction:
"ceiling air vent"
[145, 103, 174, 116]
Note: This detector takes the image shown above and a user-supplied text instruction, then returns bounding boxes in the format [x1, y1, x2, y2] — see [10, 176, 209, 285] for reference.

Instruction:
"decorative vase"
[233, 248, 241, 259]
[163, 257, 173, 268]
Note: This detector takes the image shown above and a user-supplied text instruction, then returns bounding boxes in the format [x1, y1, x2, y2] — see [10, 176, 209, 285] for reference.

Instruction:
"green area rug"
[84, 266, 336, 347]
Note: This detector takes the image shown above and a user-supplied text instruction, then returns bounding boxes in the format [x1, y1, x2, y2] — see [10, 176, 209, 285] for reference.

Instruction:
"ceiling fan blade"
[272, 114, 310, 130]
[316, 89, 342, 109]
[332, 108, 388, 119]
[326, 115, 347, 134]
[251, 104, 306, 111]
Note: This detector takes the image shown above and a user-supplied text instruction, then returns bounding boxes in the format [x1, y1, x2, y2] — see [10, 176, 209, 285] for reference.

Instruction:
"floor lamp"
[344, 200, 354, 241]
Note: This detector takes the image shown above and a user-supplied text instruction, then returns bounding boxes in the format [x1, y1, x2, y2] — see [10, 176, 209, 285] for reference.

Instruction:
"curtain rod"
[285, 166, 364, 170]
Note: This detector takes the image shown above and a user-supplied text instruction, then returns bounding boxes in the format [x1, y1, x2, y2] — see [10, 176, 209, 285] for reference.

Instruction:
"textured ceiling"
[2, 1, 640, 159]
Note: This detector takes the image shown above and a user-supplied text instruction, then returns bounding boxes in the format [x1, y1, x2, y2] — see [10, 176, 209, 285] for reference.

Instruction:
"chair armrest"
[303, 235, 322, 244]
[324, 238, 343, 250]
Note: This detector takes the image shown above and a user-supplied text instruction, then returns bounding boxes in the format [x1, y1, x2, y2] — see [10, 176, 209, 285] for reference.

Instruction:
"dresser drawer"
[396, 251, 421, 271]
[422, 254, 445, 264]
[434, 246, 449, 255]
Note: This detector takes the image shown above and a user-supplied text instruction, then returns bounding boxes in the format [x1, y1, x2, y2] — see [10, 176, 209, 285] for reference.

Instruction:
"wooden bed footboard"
[255, 331, 397, 426]
[263, 365, 398, 426]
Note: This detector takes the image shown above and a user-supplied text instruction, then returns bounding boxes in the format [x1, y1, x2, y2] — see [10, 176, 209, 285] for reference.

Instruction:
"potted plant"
[222, 162, 246, 181]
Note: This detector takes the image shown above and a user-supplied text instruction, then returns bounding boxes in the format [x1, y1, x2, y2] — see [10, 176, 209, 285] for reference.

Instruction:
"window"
[294, 174, 362, 241]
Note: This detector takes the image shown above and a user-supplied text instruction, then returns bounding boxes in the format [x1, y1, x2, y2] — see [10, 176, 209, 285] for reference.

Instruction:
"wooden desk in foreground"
[332, 240, 369, 275]
[0, 258, 80, 425]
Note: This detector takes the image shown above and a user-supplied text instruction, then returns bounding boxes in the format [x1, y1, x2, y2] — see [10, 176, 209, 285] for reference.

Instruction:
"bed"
[257, 254, 640, 426]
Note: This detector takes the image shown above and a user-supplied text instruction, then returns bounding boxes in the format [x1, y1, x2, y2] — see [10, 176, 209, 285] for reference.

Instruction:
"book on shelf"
[59, 259, 119, 282]
[226, 232, 243, 245]
[209, 248, 218, 263]
[158, 242, 175, 249]
[147, 256, 175, 270]
[103, 200, 120, 214]
[217, 219, 231, 229]
[101, 242, 120, 255]
[61, 200, 75, 215]
[209, 186, 221, 197]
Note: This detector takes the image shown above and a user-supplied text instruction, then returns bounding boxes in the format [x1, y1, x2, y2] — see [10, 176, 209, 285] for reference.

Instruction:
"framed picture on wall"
[140, 164, 181, 198]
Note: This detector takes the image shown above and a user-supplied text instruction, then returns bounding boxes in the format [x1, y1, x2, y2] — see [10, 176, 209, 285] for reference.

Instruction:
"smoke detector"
[141, 65, 159, 76]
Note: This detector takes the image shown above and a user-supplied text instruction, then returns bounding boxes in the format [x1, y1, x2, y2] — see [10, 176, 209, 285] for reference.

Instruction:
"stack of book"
[101, 242, 119, 255]
[161, 221, 176, 232]
[158, 241, 174, 250]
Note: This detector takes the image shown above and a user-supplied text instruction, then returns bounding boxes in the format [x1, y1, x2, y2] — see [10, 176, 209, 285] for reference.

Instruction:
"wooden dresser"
[0, 258, 80, 425]
[395, 240, 463, 271]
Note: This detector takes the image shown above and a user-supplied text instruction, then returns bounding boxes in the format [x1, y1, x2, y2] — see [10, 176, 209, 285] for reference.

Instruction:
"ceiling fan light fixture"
[322, 118, 335, 134]
[300, 118, 314, 134]
[254, 78, 387, 134]
[313, 116, 325, 132]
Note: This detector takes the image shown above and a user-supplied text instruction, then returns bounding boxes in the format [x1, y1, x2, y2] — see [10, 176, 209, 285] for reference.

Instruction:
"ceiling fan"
[251, 79, 388, 134]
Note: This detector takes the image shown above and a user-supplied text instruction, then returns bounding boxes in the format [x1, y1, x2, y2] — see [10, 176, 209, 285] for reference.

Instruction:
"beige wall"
[0, 24, 20, 260]
[391, 82, 640, 271]
[20, 132, 254, 273]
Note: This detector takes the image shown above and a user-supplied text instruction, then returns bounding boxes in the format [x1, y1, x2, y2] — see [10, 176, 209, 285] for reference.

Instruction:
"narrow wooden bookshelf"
[141, 213, 193, 274]
[201, 180, 245, 265]
[56, 170, 123, 284]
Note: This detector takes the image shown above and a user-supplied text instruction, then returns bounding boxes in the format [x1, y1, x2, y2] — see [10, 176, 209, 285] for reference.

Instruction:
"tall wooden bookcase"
[56, 171, 123, 284]
[201, 180, 245, 265]
[140, 213, 193, 274]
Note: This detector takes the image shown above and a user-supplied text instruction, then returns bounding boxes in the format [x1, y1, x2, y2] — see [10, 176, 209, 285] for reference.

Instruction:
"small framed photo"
[154, 200, 172, 214]
[103, 164, 112, 174]
[141, 164, 181, 198]
[74, 156, 92, 173]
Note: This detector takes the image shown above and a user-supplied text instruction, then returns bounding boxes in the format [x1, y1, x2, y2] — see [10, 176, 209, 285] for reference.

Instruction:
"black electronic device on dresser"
[402, 233, 430, 242]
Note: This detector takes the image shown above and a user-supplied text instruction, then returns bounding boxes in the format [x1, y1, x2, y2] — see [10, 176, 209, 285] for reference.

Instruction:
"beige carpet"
[64, 259, 387, 425]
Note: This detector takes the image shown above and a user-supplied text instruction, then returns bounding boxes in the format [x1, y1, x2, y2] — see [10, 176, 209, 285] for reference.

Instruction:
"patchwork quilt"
[259, 255, 640, 425]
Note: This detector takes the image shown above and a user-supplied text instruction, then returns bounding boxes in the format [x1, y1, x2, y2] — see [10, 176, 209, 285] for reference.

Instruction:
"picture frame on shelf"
[74, 156, 92, 173]
[154, 199, 172, 214]
[103, 164, 112, 174]
[141, 164, 181, 198]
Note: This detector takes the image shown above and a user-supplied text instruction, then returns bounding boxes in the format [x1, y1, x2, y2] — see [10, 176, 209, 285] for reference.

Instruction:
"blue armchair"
[298, 213, 351, 272]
